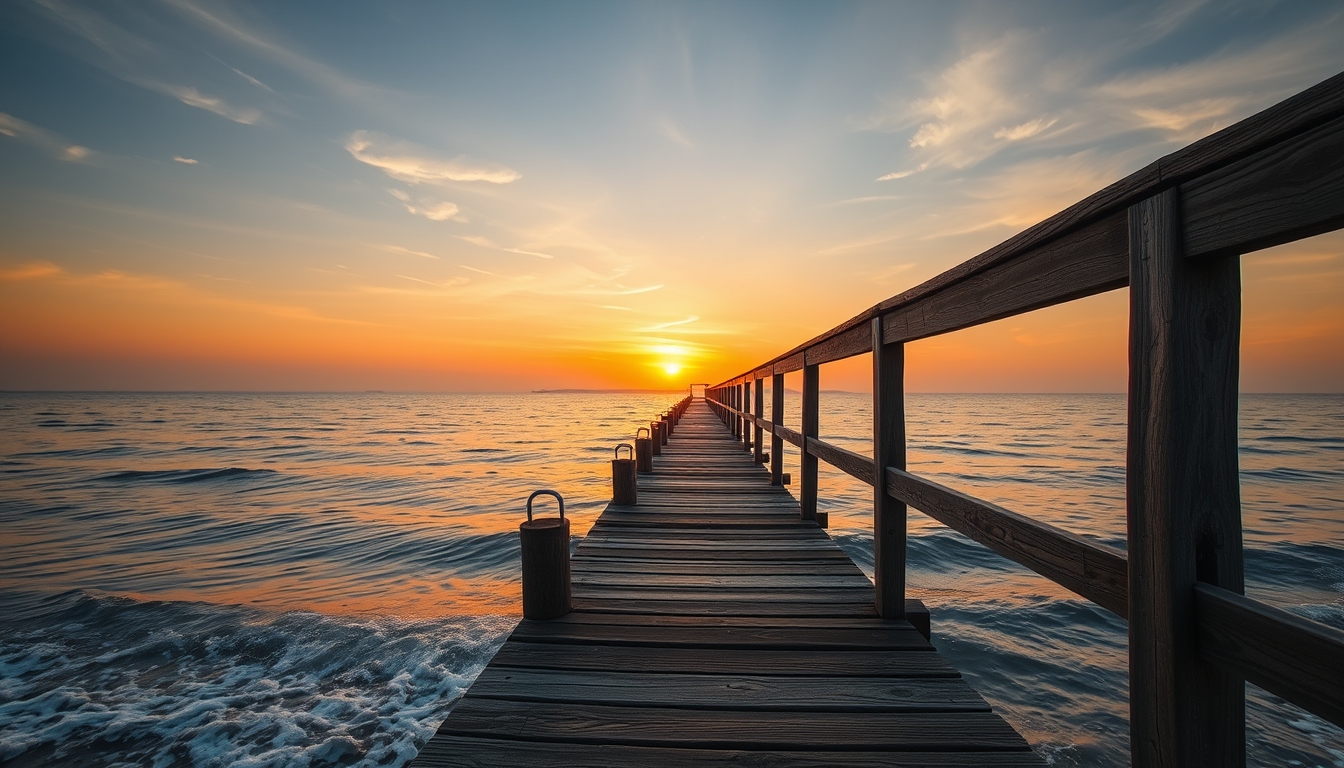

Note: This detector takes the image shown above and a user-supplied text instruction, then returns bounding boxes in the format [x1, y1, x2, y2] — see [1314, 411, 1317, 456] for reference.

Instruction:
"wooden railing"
[706, 71, 1344, 766]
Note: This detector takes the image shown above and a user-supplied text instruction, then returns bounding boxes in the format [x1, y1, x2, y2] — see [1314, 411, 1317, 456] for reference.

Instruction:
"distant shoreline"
[532, 388, 686, 394]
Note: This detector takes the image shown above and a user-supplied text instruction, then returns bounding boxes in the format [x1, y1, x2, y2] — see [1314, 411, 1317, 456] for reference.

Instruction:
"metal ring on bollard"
[614, 443, 634, 460]
[636, 427, 650, 439]
[526, 489, 565, 522]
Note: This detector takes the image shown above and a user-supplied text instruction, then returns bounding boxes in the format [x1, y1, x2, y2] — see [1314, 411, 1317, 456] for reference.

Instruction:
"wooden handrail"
[713, 71, 1344, 383]
[705, 70, 1344, 764]
[1194, 583, 1344, 728]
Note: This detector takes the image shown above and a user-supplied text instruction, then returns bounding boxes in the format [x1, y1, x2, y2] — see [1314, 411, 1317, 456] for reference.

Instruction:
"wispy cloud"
[876, 164, 927, 182]
[457, 234, 554, 259]
[637, 315, 700, 332]
[993, 116, 1058, 141]
[0, 112, 91, 161]
[387, 189, 464, 222]
[346, 131, 520, 185]
[173, 155, 198, 164]
[377, 244, 439, 260]
[658, 117, 695, 149]
[30, 0, 266, 125]
[162, 84, 259, 124]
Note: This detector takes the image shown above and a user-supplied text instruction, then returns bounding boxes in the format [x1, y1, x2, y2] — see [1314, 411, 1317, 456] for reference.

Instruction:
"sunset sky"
[1, 1, 1342, 392]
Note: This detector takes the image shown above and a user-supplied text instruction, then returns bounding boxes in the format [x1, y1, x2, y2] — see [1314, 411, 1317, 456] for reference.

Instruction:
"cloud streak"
[346, 131, 520, 185]
[0, 112, 91, 161]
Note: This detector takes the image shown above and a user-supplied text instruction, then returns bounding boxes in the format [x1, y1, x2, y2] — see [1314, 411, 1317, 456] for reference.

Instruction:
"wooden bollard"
[661, 413, 672, 437]
[520, 490, 571, 620]
[651, 421, 664, 455]
[612, 444, 637, 505]
[635, 427, 653, 473]
[658, 417, 669, 446]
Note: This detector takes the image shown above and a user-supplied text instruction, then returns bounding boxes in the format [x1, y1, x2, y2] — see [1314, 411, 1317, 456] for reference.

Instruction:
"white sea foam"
[0, 594, 512, 767]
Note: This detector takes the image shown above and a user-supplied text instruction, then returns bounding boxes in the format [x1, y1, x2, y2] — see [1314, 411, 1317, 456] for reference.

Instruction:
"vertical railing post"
[770, 372, 784, 486]
[737, 382, 746, 444]
[1127, 187, 1244, 767]
[872, 317, 906, 620]
[800, 363, 819, 522]
[742, 380, 752, 450]
[732, 384, 740, 438]
[753, 376, 765, 465]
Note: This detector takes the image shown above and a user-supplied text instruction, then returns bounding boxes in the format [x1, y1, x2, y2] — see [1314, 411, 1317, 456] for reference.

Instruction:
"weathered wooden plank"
[571, 560, 865, 576]
[775, 352, 805, 375]
[415, 737, 1046, 767]
[771, 372, 785, 485]
[466, 668, 987, 711]
[806, 436, 875, 486]
[487, 641, 950, 677]
[1182, 113, 1344, 258]
[569, 588, 876, 605]
[775, 424, 805, 448]
[801, 363, 820, 522]
[570, 597, 878, 617]
[545, 612, 904, 630]
[886, 467, 1128, 618]
[439, 699, 1032, 751]
[1127, 187, 1244, 765]
[874, 325, 907, 621]
[506, 622, 921, 650]
[1194, 583, 1344, 728]
[572, 573, 871, 589]
[881, 213, 1128, 345]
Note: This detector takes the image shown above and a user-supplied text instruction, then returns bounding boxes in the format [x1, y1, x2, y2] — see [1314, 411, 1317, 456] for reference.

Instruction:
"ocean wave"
[98, 468, 279, 484]
[0, 591, 512, 768]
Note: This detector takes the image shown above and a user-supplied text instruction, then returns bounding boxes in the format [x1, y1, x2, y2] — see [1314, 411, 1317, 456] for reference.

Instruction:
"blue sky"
[2, 1, 1342, 391]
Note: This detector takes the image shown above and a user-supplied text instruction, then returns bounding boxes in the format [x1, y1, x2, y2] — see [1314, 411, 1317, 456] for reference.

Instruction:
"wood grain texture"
[881, 213, 1127, 345]
[438, 699, 1031, 751]
[1182, 113, 1344, 259]
[806, 436, 876, 486]
[487, 641, 951, 677]
[800, 364, 819, 522]
[1127, 188, 1244, 767]
[415, 737, 1046, 767]
[466, 668, 985, 711]
[885, 467, 1128, 618]
[1194, 583, 1344, 729]
[873, 321, 907, 620]
[771, 374, 785, 486]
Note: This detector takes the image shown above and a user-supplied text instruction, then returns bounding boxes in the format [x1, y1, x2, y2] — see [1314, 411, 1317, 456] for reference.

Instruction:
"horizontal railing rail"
[705, 70, 1344, 765]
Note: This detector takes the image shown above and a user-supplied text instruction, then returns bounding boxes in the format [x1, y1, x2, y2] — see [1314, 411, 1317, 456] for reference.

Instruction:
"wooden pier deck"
[414, 399, 1042, 767]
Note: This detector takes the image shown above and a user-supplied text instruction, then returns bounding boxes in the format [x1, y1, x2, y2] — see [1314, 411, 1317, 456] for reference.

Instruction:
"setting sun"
[662, 363, 683, 376]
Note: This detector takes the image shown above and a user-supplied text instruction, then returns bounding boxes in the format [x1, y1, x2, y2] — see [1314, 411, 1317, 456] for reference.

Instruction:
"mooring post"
[1127, 187, 1244, 766]
[520, 490, 571, 620]
[651, 421, 663, 455]
[612, 444, 637, 505]
[635, 427, 653, 473]
[872, 316, 907, 620]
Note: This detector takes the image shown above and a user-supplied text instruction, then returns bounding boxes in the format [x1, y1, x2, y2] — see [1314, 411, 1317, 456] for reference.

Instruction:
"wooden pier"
[415, 399, 1042, 766]
[414, 70, 1344, 767]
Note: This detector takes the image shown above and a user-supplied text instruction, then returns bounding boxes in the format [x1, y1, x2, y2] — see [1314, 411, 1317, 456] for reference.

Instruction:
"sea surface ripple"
[0, 392, 1340, 766]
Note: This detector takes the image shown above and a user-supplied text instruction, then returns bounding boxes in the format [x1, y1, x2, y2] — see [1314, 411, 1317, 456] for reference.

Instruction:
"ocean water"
[0, 392, 1340, 767]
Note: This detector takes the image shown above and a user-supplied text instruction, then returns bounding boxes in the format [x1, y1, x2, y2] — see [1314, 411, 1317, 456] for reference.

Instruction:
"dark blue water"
[0, 392, 1340, 766]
